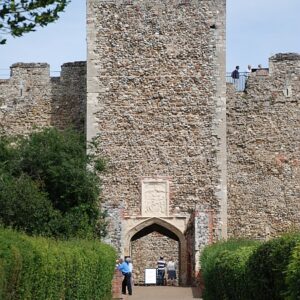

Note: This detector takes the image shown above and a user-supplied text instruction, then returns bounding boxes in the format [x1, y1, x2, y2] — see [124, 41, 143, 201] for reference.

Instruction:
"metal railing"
[2, 68, 251, 92]
[226, 72, 250, 92]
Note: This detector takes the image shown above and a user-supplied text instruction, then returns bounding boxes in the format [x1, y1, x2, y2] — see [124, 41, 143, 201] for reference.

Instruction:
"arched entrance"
[124, 218, 187, 285]
[131, 223, 179, 284]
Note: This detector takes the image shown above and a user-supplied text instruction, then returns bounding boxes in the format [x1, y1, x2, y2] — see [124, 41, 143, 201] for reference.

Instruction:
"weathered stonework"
[0, 62, 86, 134]
[227, 53, 300, 239]
[87, 0, 226, 285]
[2, 0, 298, 288]
[185, 204, 215, 285]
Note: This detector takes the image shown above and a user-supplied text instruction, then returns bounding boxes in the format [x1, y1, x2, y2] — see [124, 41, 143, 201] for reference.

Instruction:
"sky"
[1, 0, 300, 77]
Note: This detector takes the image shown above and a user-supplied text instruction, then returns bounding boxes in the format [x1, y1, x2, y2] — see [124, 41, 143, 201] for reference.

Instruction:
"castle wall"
[0, 25, 299, 287]
[0, 62, 86, 135]
[87, 0, 226, 260]
[227, 53, 300, 239]
[86, 1, 226, 285]
[4, 1, 299, 285]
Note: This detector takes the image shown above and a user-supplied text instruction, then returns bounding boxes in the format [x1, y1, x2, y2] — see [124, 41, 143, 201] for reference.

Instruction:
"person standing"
[231, 66, 240, 80]
[231, 66, 240, 90]
[126, 256, 134, 287]
[166, 258, 177, 286]
[247, 65, 252, 73]
[157, 256, 166, 286]
[118, 257, 132, 296]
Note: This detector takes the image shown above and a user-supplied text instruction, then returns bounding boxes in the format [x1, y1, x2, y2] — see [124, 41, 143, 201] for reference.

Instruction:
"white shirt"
[167, 261, 176, 271]
[128, 262, 133, 272]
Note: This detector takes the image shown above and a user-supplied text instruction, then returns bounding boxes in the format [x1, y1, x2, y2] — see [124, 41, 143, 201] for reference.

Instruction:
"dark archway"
[131, 223, 179, 241]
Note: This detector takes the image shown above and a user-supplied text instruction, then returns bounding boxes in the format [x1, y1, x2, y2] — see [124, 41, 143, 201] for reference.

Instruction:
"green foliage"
[213, 247, 256, 300]
[18, 128, 100, 212]
[0, 228, 116, 300]
[200, 239, 260, 300]
[0, 128, 107, 239]
[200, 238, 260, 277]
[246, 233, 300, 300]
[201, 235, 300, 300]
[0, 173, 59, 236]
[0, 0, 69, 44]
[286, 243, 300, 299]
[0, 229, 37, 300]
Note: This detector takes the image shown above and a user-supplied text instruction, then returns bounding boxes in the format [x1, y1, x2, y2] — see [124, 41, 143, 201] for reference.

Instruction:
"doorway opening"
[126, 217, 189, 285]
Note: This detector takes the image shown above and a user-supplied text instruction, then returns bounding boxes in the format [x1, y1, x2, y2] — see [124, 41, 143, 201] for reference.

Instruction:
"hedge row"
[0, 228, 116, 300]
[200, 239, 259, 300]
[200, 233, 300, 300]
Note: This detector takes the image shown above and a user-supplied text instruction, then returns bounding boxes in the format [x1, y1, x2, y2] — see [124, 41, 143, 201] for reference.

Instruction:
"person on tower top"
[231, 65, 240, 79]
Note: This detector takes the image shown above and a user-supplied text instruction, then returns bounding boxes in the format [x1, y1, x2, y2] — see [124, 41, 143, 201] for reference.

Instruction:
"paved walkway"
[121, 286, 202, 300]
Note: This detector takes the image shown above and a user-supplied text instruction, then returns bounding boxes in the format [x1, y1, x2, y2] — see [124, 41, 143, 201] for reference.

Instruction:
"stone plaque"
[141, 179, 169, 217]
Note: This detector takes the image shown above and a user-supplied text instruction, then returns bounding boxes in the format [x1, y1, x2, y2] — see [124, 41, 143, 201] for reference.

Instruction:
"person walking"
[118, 257, 132, 296]
[157, 256, 166, 286]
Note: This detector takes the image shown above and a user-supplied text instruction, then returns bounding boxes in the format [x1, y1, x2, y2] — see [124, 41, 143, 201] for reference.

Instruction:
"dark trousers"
[157, 269, 165, 286]
[122, 272, 132, 295]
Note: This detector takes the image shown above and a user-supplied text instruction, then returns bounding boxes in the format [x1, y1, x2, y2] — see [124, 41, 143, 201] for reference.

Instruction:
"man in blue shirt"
[118, 257, 132, 295]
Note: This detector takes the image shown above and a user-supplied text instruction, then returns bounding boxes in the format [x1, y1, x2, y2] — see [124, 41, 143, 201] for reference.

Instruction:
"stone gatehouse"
[0, 0, 299, 286]
[86, 0, 226, 285]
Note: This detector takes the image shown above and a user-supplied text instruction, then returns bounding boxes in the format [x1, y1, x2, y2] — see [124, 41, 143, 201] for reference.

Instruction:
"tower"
[87, 0, 226, 284]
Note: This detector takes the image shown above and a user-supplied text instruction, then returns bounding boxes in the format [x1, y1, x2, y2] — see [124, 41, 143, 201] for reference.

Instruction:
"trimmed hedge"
[0, 228, 116, 300]
[200, 239, 259, 300]
[286, 244, 300, 299]
[246, 233, 300, 300]
[200, 233, 300, 300]
[213, 246, 256, 300]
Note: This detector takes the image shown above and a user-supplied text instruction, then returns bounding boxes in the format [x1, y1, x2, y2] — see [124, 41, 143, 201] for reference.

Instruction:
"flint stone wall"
[227, 53, 300, 239]
[0, 62, 86, 135]
[87, 0, 226, 251]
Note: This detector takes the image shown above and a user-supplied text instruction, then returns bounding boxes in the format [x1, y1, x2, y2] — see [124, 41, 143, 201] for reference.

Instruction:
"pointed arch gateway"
[124, 218, 187, 285]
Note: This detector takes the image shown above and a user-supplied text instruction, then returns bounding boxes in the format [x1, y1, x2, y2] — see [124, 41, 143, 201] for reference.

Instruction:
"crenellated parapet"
[227, 53, 300, 239]
[0, 62, 86, 135]
[269, 53, 300, 76]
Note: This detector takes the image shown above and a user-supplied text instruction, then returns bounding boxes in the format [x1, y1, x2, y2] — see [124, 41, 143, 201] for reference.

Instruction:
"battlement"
[61, 61, 86, 76]
[0, 2, 299, 286]
[269, 52, 300, 76]
[227, 52, 300, 240]
[270, 52, 300, 62]
[227, 53, 300, 93]
[5, 61, 86, 81]
[0, 61, 86, 135]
